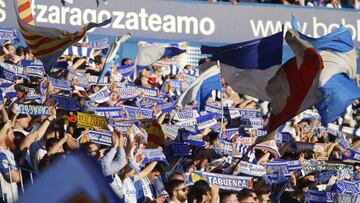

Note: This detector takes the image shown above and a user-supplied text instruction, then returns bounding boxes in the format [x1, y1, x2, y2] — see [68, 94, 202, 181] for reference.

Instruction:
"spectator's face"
[174, 183, 188, 202]
[258, 193, 270, 203]
[7, 45, 15, 55]
[148, 171, 161, 181]
[5, 128, 15, 150]
[124, 59, 132, 65]
[88, 143, 99, 157]
[17, 116, 32, 129]
[221, 194, 239, 203]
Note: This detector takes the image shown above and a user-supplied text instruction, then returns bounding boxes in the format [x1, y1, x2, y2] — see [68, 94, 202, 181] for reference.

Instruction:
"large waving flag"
[218, 30, 323, 133]
[132, 45, 186, 79]
[201, 31, 283, 70]
[292, 15, 359, 125]
[175, 63, 222, 111]
[97, 33, 132, 84]
[16, 0, 111, 73]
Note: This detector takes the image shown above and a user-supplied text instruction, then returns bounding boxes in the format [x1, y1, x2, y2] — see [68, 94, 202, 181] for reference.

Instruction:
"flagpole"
[218, 60, 224, 138]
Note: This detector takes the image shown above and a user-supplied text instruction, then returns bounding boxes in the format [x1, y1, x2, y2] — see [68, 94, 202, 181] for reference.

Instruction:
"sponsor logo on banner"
[188, 171, 252, 191]
[16, 104, 51, 115]
[77, 112, 107, 129]
[80, 130, 112, 146]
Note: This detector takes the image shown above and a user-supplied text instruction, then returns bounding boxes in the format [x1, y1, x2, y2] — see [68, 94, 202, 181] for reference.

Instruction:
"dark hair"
[220, 190, 238, 202]
[168, 171, 184, 182]
[79, 142, 98, 154]
[193, 180, 211, 193]
[16, 46, 26, 57]
[121, 58, 132, 65]
[0, 46, 5, 56]
[94, 55, 102, 65]
[166, 179, 184, 198]
[152, 163, 165, 174]
[237, 188, 254, 202]
[187, 186, 206, 203]
[45, 138, 60, 151]
[198, 58, 210, 66]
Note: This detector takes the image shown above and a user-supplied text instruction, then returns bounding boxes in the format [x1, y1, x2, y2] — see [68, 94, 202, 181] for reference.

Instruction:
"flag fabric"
[17, 153, 123, 203]
[97, 33, 132, 83]
[175, 63, 222, 111]
[266, 30, 323, 132]
[132, 46, 186, 79]
[201, 31, 283, 70]
[62, 46, 94, 59]
[16, 0, 111, 73]
[292, 15, 359, 125]
[219, 30, 323, 133]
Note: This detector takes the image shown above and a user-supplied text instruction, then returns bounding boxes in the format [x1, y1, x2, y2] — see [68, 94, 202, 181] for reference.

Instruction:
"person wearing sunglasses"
[166, 179, 188, 203]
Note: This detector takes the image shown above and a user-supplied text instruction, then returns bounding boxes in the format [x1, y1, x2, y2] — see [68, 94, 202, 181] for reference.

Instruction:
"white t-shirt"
[122, 176, 137, 203]
[0, 148, 18, 203]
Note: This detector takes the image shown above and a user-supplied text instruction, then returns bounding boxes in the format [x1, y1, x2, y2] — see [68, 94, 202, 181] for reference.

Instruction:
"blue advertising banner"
[1, 0, 359, 46]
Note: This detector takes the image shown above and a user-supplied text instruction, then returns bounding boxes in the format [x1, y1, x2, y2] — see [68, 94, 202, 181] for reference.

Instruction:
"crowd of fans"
[0, 17, 359, 203]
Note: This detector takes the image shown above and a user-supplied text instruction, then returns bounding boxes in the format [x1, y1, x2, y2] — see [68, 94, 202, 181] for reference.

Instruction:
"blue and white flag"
[201, 31, 283, 70]
[17, 153, 123, 203]
[98, 33, 132, 83]
[292, 15, 359, 126]
[89, 38, 109, 50]
[187, 171, 252, 191]
[132, 45, 186, 79]
[176, 63, 222, 111]
[63, 46, 94, 59]
[48, 77, 72, 91]
[47, 94, 80, 111]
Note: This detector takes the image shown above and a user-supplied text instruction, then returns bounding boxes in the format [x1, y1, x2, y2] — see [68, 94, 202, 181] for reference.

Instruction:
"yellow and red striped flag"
[16, 0, 111, 73]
